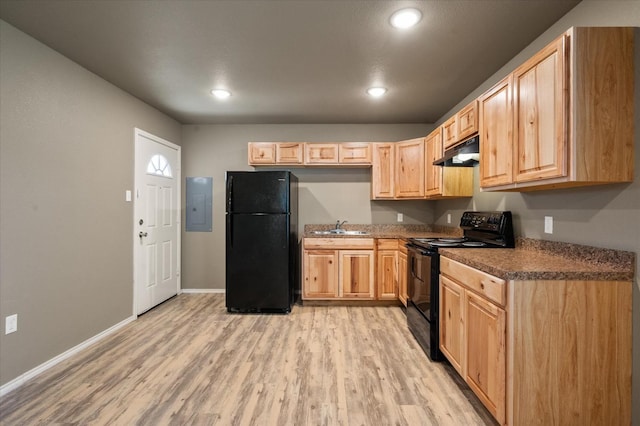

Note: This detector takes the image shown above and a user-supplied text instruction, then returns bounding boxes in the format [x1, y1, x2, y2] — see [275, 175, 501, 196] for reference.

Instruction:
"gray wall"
[432, 1, 640, 422]
[0, 21, 181, 386]
[181, 124, 434, 290]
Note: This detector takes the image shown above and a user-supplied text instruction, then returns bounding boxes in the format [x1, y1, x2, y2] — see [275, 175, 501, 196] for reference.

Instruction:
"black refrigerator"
[225, 171, 298, 313]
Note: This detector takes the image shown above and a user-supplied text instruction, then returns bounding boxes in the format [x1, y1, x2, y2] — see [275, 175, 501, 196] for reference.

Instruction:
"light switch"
[5, 314, 17, 335]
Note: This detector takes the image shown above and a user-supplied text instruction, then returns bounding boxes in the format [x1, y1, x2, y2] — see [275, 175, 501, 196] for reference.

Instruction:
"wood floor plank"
[0, 294, 495, 425]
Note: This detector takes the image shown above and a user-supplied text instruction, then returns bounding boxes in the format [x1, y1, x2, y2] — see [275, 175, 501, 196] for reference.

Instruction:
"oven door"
[407, 245, 431, 316]
[406, 244, 441, 361]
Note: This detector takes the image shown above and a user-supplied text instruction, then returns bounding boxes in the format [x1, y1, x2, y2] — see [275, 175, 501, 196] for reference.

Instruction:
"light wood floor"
[0, 294, 496, 425]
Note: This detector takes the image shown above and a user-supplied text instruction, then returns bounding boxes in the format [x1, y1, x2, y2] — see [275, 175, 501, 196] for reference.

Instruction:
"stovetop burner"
[408, 211, 514, 251]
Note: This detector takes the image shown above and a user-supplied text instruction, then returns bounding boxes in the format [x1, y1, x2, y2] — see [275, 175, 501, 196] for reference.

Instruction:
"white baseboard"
[180, 288, 225, 294]
[0, 315, 136, 397]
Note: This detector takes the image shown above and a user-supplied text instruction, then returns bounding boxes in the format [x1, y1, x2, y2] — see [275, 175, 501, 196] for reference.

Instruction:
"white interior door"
[134, 128, 181, 315]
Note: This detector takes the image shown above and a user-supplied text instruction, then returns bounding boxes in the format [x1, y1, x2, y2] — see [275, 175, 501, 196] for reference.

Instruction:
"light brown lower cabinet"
[440, 256, 631, 425]
[304, 238, 408, 303]
[439, 275, 465, 374]
[374, 239, 408, 304]
[303, 250, 339, 298]
[376, 239, 398, 300]
[303, 238, 374, 300]
[397, 242, 408, 306]
[464, 290, 506, 423]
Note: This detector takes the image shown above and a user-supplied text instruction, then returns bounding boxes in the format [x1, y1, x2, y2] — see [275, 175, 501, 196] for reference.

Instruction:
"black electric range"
[410, 211, 515, 251]
[406, 211, 514, 361]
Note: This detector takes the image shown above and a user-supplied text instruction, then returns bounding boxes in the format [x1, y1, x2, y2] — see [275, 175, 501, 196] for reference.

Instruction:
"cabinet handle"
[480, 282, 485, 290]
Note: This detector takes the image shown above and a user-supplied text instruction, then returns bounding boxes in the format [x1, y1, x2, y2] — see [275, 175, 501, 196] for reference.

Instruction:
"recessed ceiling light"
[210, 89, 231, 99]
[367, 87, 387, 97]
[390, 8, 422, 29]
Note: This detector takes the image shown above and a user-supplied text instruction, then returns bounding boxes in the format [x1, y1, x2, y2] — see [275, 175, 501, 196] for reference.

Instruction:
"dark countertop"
[440, 238, 635, 282]
[302, 225, 635, 281]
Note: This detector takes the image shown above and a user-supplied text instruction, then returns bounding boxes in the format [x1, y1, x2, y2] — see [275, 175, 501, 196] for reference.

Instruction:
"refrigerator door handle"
[228, 215, 233, 248]
[227, 175, 233, 213]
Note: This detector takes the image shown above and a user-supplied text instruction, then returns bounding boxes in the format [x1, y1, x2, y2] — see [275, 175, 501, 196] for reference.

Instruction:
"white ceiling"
[0, 0, 581, 124]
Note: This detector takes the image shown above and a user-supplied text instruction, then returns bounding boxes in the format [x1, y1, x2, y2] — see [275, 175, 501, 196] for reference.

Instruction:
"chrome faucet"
[335, 220, 347, 230]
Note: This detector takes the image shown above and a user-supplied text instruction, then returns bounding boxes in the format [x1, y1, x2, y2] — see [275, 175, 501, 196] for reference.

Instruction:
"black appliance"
[225, 171, 298, 313]
[406, 211, 514, 361]
[432, 134, 480, 167]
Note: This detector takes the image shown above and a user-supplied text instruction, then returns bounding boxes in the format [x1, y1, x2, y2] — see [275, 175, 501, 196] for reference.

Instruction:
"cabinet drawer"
[376, 238, 398, 250]
[304, 237, 374, 250]
[440, 257, 506, 306]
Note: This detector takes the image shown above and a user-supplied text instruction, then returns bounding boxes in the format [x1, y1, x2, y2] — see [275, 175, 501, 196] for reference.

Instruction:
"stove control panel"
[460, 211, 509, 232]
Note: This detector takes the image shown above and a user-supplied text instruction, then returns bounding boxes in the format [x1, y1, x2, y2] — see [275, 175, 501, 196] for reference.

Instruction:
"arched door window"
[146, 154, 173, 178]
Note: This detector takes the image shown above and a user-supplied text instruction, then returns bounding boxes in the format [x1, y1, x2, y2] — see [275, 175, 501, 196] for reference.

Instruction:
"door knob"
[139, 231, 148, 238]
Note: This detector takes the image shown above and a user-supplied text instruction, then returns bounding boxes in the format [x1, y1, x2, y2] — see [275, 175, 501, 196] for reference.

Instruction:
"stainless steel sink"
[311, 230, 369, 236]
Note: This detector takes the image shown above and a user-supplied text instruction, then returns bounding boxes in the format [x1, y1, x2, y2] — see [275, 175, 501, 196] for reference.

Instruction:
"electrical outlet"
[5, 314, 17, 335]
[447, 214, 452, 224]
[544, 216, 553, 234]
[397, 213, 403, 222]
[125, 190, 132, 202]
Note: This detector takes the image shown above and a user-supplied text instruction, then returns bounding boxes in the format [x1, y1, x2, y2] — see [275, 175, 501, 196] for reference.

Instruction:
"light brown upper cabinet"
[249, 142, 373, 167]
[275, 143, 304, 164]
[456, 100, 478, 141]
[248, 142, 277, 164]
[305, 143, 339, 164]
[512, 33, 567, 184]
[479, 76, 514, 188]
[371, 143, 395, 199]
[248, 142, 303, 165]
[338, 142, 372, 164]
[442, 115, 458, 149]
[425, 128, 444, 197]
[424, 127, 473, 199]
[395, 138, 425, 198]
[480, 27, 634, 191]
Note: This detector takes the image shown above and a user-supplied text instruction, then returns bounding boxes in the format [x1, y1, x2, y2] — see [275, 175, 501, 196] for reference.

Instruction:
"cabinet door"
[303, 250, 339, 299]
[248, 142, 276, 164]
[339, 143, 371, 164]
[371, 143, 395, 199]
[479, 76, 513, 188]
[457, 100, 478, 141]
[397, 249, 408, 306]
[465, 291, 506, 425]
[442, 115, 458, 149]
[439, 275, 465, 375]
[425, 128, 443, 197]
[395, 138, 425, 198]
[340, 250, 374, 299]
[376, 250, 398, 300]
[276, 143, 304, 164]
[305, 143, 339, 164]
[513, 34, 567, 183]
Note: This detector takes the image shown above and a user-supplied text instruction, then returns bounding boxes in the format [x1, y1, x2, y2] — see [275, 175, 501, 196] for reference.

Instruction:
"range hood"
[433, 134, 480, 167]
